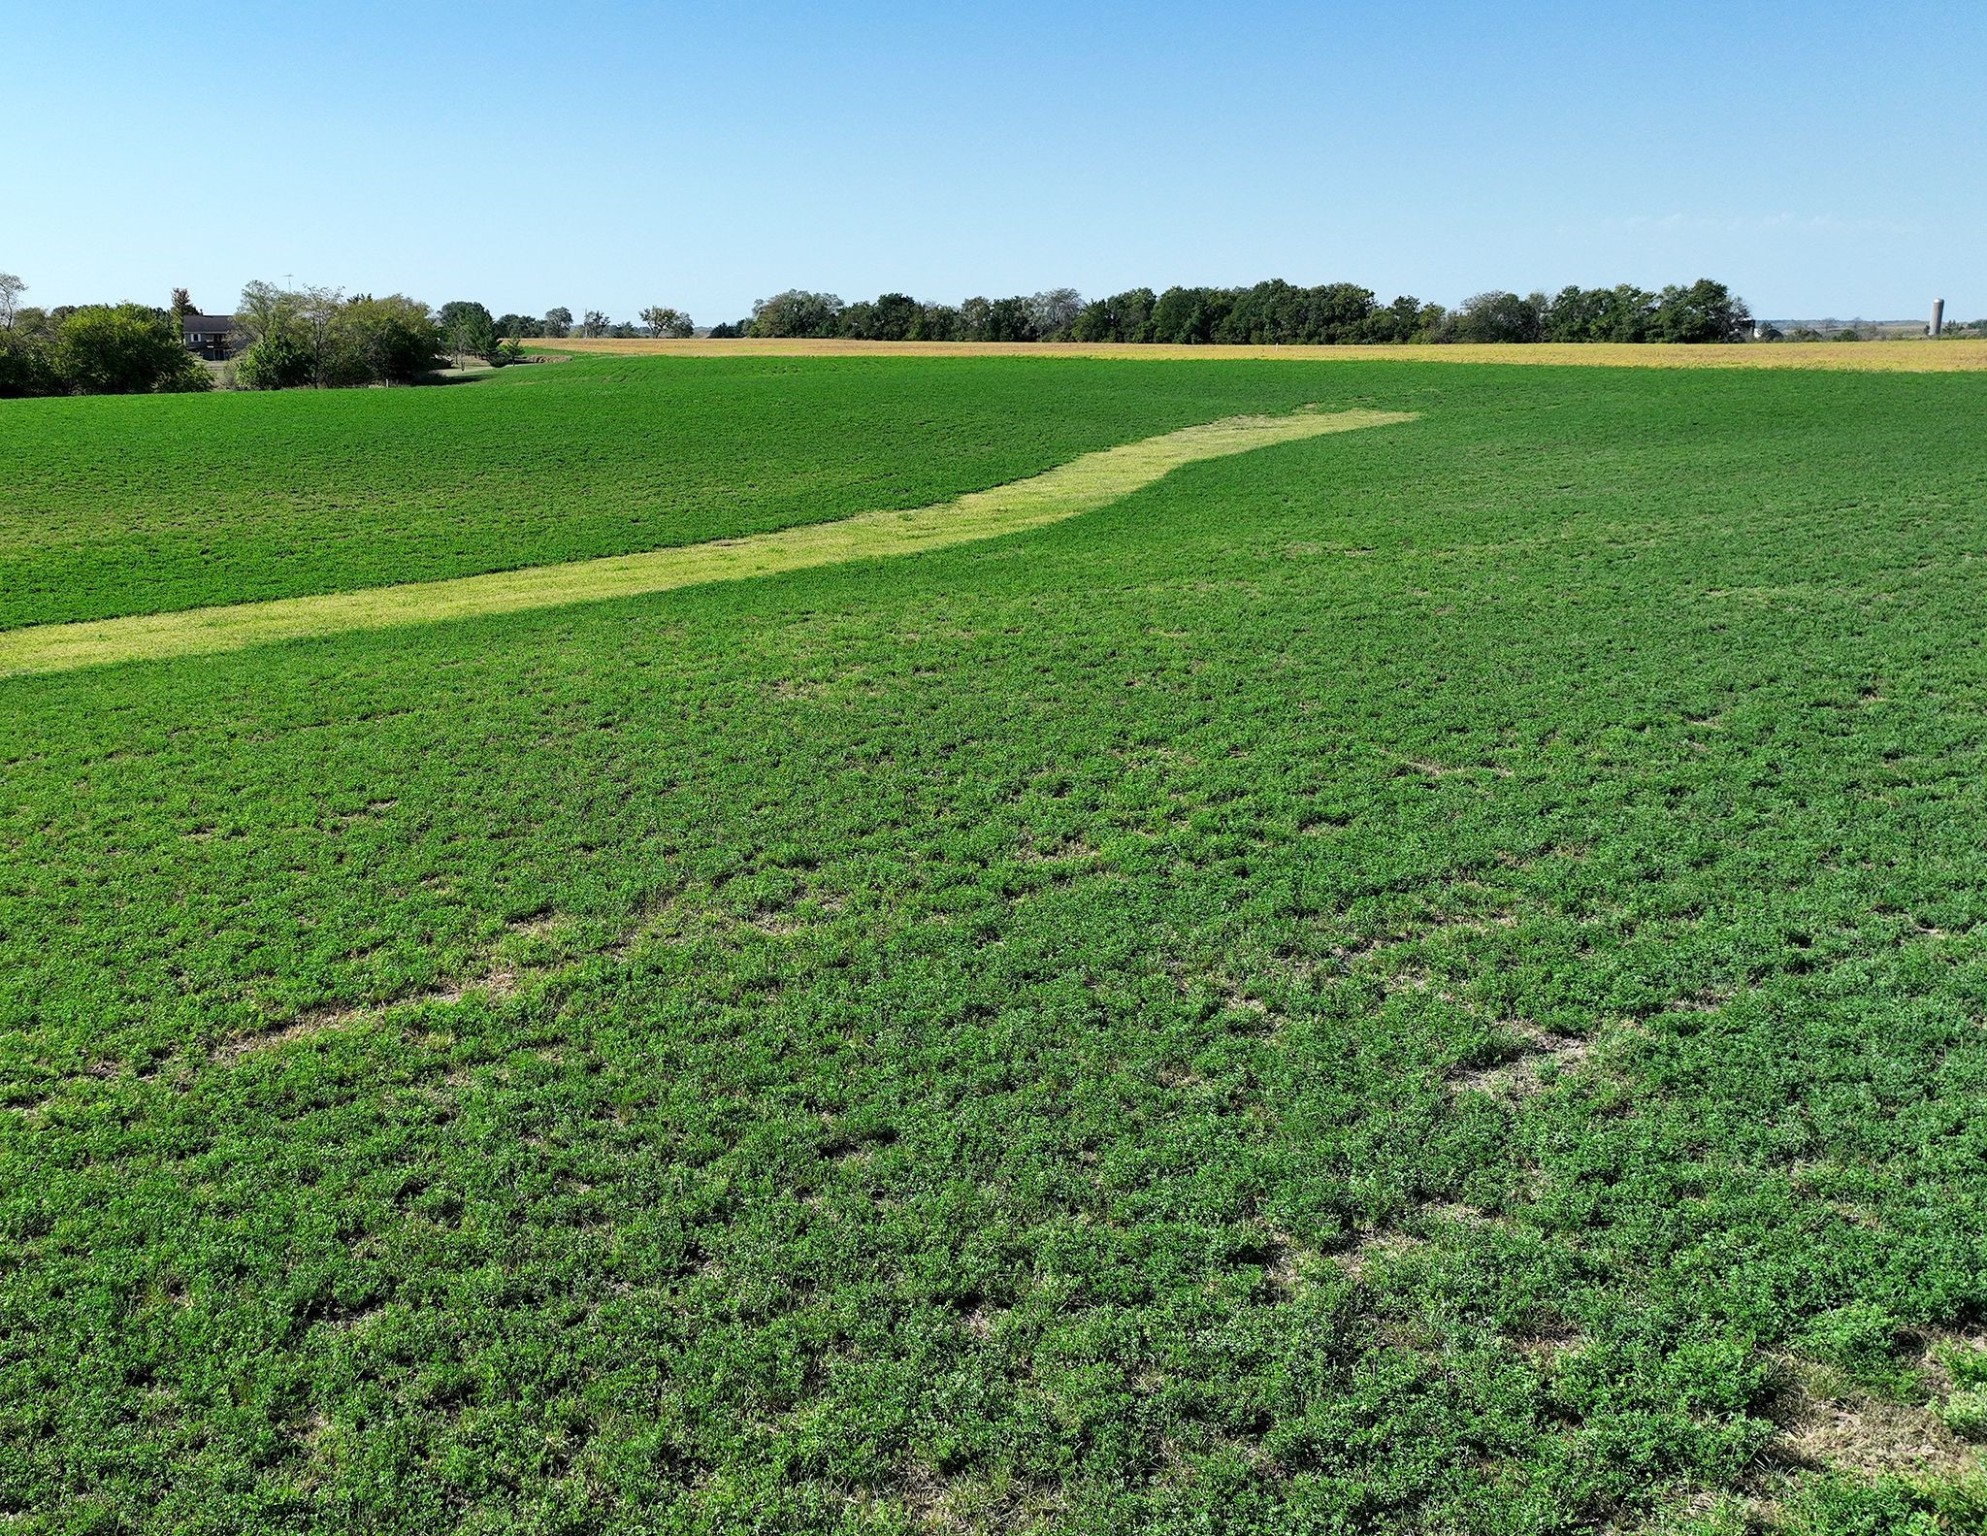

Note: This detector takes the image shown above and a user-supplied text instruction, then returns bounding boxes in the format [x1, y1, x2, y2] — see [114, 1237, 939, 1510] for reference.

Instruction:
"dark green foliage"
[334, 293, 445, 383]
[747, 289, 846, 338]
[840, 293, 922, 341]
[5, 360, 1987, 1530]
[1542, 283, 1660, 342]
[438, 300, 501, 363]
[1148, 282, 1237, 343]
[0, 330, 62, 397]
[1649, 280, 1752, 344]
[54, 305, 212, 394]
[1064, 282, 1441, 346]
[235, 329, 315, 390]
[977, 294, 1037, 341]
[1453, 289, 1549, 343]
[1536, 281, 1750, 345]
[723, 278, 1751, 347]
[0, 303, 211, 396]
[232, 282, 444, 389]
[1071, 287, 1158, 342]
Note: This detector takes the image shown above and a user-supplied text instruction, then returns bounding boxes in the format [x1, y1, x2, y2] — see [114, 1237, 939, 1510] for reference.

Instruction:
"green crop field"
[5, 356, 1987, 1536]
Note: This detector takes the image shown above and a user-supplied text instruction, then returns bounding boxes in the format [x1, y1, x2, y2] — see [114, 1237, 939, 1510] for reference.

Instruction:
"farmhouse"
[181, 315, 237, 361]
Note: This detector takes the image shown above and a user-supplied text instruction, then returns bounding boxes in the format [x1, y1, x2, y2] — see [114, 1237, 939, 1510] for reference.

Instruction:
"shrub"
[53, 305, 212, 394]
[236, 331, 315, 390]
[0, 333, 62, 397]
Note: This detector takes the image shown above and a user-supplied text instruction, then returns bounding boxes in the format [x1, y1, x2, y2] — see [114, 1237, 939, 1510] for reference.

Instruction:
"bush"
[54, 305, 211, 394]
[236, 331, 315, 390]
[0, 333, 62, 397]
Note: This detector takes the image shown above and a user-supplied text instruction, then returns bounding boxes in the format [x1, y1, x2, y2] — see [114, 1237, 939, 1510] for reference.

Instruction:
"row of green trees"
[0, 274, 213, 397]
[497, 306, 693, 340]
[0, 274, 524, 397]
[716, 278, 1753, 345]
[1446, 281, 1752, 344]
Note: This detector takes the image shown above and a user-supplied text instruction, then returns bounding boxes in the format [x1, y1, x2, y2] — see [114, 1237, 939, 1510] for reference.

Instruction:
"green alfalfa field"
[4, 354, 1987, 1535]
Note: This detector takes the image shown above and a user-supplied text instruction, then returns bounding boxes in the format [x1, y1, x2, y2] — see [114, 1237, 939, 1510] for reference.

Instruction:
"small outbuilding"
[182, 315, 238, 361]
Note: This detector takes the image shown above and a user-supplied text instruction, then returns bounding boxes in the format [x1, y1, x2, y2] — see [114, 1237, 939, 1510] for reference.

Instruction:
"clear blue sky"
[10, 0, 1982, 324]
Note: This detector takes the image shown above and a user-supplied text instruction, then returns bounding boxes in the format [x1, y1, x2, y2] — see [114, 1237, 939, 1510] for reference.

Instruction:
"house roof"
[182, 315, 235, 331]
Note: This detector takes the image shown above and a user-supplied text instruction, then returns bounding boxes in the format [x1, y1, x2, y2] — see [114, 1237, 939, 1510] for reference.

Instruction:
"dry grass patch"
[1766, 1357, 1981, 1481]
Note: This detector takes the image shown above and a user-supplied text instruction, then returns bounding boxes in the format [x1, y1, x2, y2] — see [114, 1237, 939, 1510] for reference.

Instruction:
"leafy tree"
[0, 338, 59, 397]
[909, 304, 961, 341]
[1072, 288, 1156, 343]
[977, 296, 1036, 342]
[1149, 286, 1237, 344]
[0, 272, 23, 330]
[234, 280, 302, 349]
[54, 305, 212, 394]
[706, 320, 748, 338]
[841, 293, 920, 341]
[1214, 280, 1377, 345]
[1540, 284, 1656, 343]
[580, 310, 611, 338]
[1452, 290, 1547, 344]
[639, 306, 695, 338]
[0, 299, 60, 396]
[748, 290, 844, 338]
[496, 313, 543, 340]
[235, 281, 345, 386]
[437, 300, 499, 367]
[236, 330, 315, 389]
[543, 307, 573, 339]
[1362, 294, 1444, 343]
[331, 295, 443, 384]
[1027, 288, 1083, 340]
[1649, 279, 1750, 344]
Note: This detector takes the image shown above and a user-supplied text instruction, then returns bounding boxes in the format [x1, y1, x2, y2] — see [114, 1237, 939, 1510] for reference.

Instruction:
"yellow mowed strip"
[0, 408, 1413, 679]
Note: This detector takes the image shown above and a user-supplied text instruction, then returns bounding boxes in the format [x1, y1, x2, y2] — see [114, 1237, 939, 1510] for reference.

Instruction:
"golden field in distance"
[531, 335, 1987, 372]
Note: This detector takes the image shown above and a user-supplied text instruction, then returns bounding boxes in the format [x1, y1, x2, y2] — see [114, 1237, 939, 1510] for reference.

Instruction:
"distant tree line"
[499, 304, 694, 340]
[697, 278, 1756, 346]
